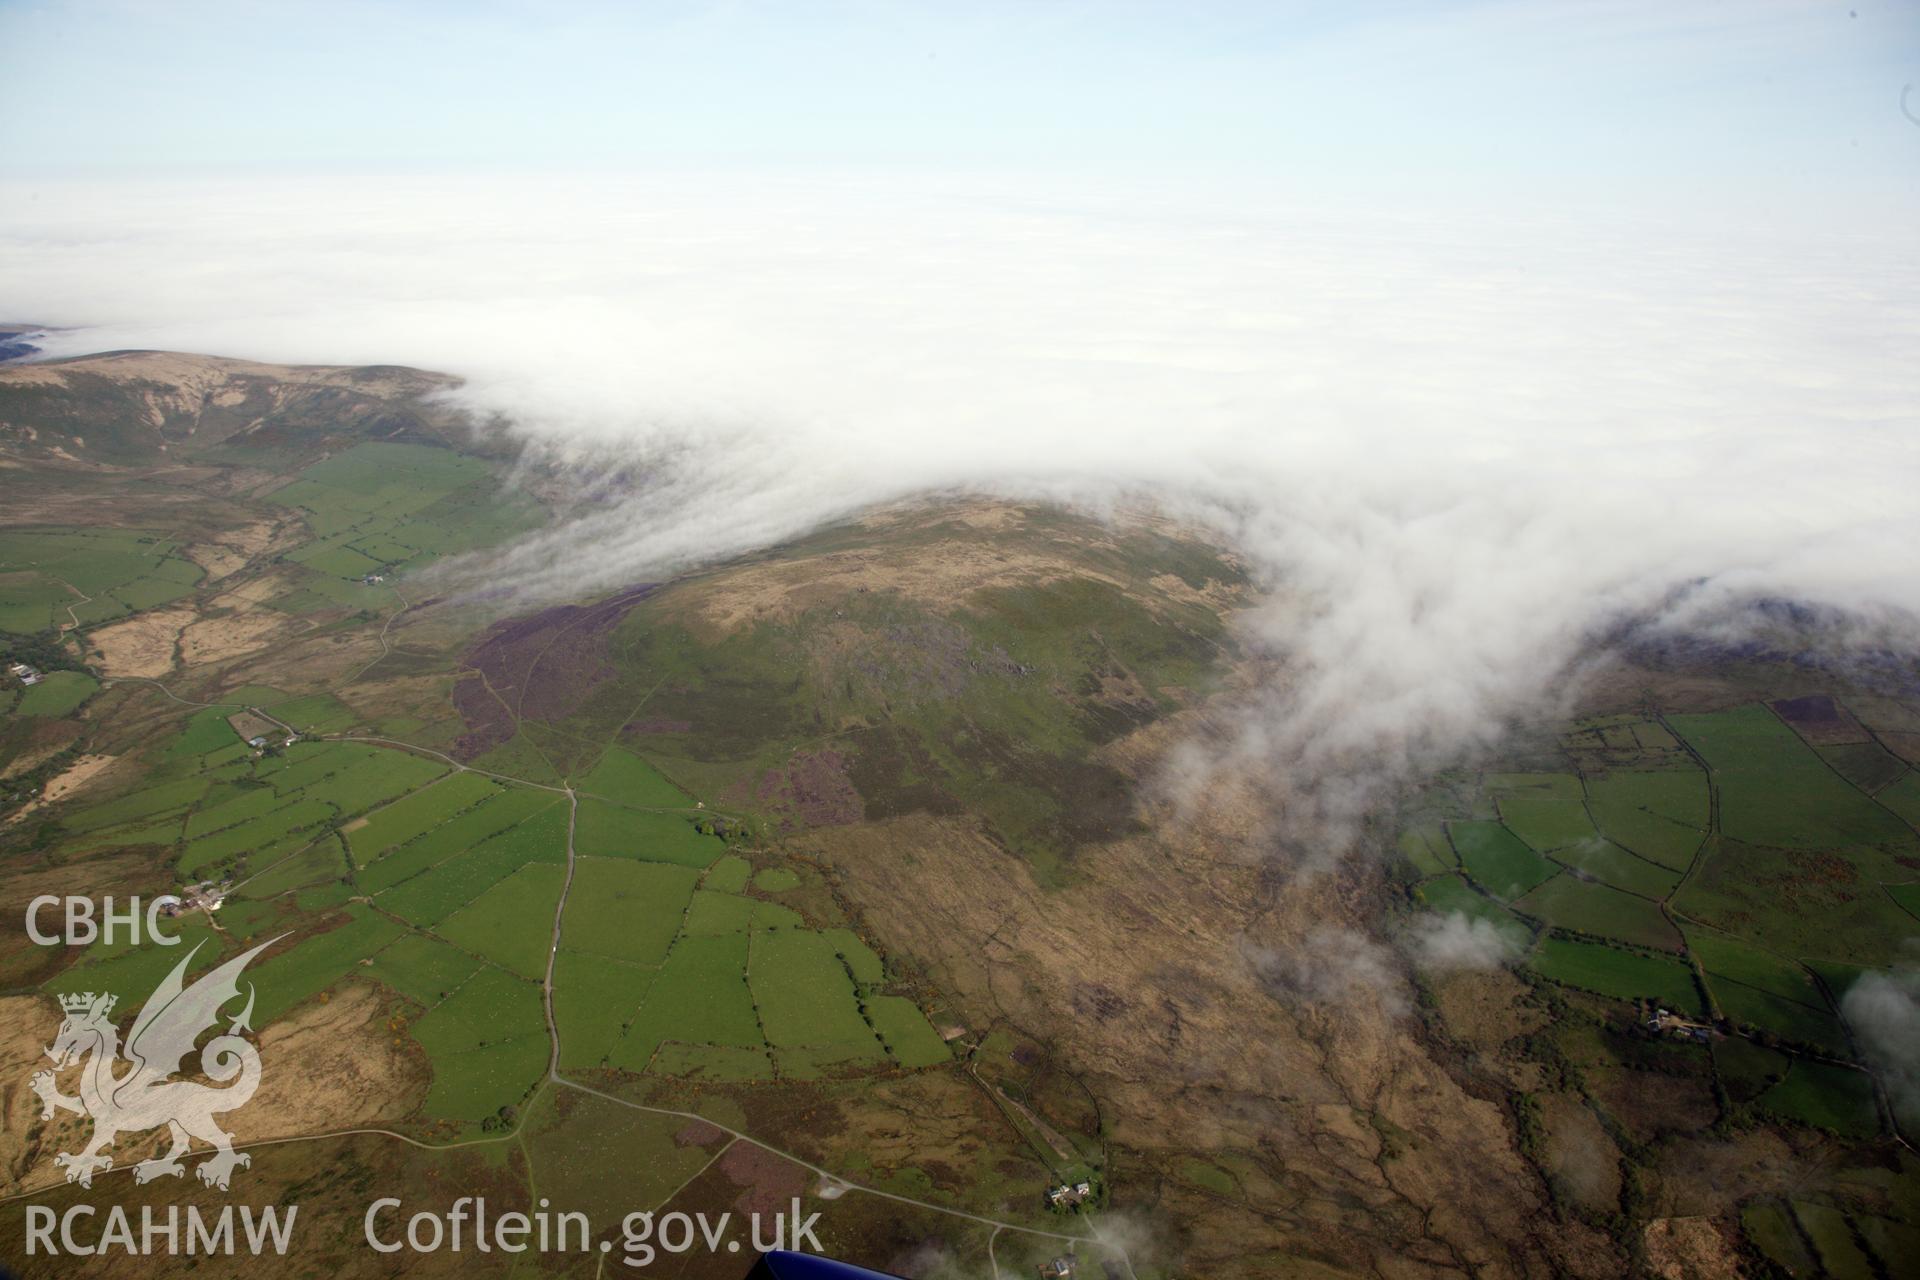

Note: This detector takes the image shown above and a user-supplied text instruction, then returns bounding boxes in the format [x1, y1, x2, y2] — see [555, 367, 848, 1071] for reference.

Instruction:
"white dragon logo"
[29, 936, 282, 1191]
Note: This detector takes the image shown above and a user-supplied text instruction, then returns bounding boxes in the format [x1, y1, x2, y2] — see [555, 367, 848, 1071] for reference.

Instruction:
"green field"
[166, 706, 240, 757]
[572, 798, 725, 866]
[377, 803, 569, 924]
[347, 771, 504, 865]
[240, 835, 350, 897]
[248, 907, 407, 1024]
[434, 862, 567, 978]
[559, 857, 699, 964]
[1715, 1037, 1790, 1103]
[1741, 1203, 1816, 1276]
[552, 950, 655, 1070]
[182, 796, 335, 877]
[1413, 873, 1533, 948]
[185, 784, 289, 838]
[1497, 795, 1596, 852]
[1712, 980, 1849, 1055]
[0, 527, 203, 628]
[1549, 837, 1682, 899]
[1688, 931, 1829, 1008]
[754, 866, 801, 893]
[43, 920, 226, 1006]
[577, 747, 692, 808]
[1821, 742, 1909, 795]
[1449, 821, 1558, 900]
[1513, 873, 1681, 951]
[683, 887, 802, 935]
[867, 994, 951, 1067]
[13, 670, 98, 717]
[1585, 767, 1708, 871]
[1585, 765, 1710, 824]
[1792, 1201, 1879, 1280]
[1877, 771, 1920, 831]
[411, 964, 547, 1056]
[704, 853, 753, 893]
[823, 927, 887, 984]
[267, 692, 361, 734]
[260, 741, 448, 809]
[1670, 705, 1914, 849]
[366, 932, 484, 1007]
[357, 788, 558, 894]
[1757, 1060, 1880, 1137]
[1673, 838, 1916, 966]
[420, 1036, 550, 1121]
[1396, 822, 1454, 875]
[267, 442, 542, 580]
[750, 928, 883, 1054]
[613, 933, 764, 1069]
[63, 775, 207, 834]
[0, 573, 75, 632]
[1529, 935, 1702, 1014]
[409, 966, 549, 1120]
[1486, 772, 1583, 800]
[1685, 931, 1847, 1053]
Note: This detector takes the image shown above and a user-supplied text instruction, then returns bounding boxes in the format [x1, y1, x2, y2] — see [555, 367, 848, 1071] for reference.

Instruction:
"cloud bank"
[4, 174, 1918, 837]
[1841, 964, 1920, 1129]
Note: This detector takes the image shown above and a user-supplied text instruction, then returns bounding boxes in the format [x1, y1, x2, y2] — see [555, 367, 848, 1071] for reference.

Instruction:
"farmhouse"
[1039, 1257, 1076, 1280]
[170, 878, 232, 914]
[1644, 1008, 1715, 1043]
[227, 709, 284, 748]
[1045, 1181, 1094, 1209]
[8, 661, 44, 686]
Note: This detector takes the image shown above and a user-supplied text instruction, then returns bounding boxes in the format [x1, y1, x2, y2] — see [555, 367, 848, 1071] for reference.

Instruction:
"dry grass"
[1642, 1217, 1744, 1280]
[792, 741, 1566, 1274]
[88, 607, 192, 677]
[0, 996, 64, 1192]
[178, 609, 287, 668]
[4, 754, 120, 826]
[691, 543, 1123, 635]
[235, 983, 428, 1143]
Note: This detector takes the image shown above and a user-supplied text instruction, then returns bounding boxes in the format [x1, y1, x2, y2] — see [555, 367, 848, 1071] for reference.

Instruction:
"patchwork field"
[1405, 693, 1920, 1209]
[43, 706, 951, 1133]
[0, 527, 202, 630]
[267, 441, 543, 581]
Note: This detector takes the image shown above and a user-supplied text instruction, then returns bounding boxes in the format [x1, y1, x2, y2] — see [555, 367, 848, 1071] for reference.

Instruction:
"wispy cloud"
[1404, 913, 1520, 974]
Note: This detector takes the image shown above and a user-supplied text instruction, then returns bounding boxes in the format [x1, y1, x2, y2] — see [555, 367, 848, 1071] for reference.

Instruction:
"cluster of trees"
[2, 628, 88, 675]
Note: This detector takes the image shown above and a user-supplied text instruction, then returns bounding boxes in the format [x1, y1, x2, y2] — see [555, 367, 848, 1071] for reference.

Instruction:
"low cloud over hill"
[5, 176, 1917, 817]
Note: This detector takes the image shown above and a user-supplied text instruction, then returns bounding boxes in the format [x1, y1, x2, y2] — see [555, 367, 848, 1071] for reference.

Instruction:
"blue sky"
[1, 1, 1915, 203]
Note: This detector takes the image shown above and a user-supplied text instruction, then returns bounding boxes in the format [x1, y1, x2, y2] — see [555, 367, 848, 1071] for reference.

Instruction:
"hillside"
[0, 350, 465, 469]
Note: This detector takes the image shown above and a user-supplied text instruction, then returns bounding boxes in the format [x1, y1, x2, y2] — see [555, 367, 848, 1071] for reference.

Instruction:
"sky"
[0, 1, 1915, 205]
[2, 1, 1918, 844]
